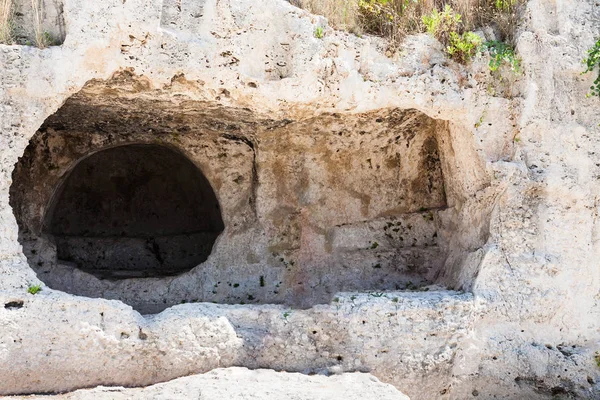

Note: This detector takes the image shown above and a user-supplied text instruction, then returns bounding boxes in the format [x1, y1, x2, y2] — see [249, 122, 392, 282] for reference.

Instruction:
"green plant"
[483, 40, 519, 72]
[422, 5, 461, 47]
[475, 113, 485, 128]
[43, 31, 54, 44]
[494, 0, 517, 11]
[314, 26, 324, 39]
[421, 6, 482, 64]
[583, 38, 600, 98]
[27, 284, 42, 295]
[447, 31, 482, 63]
[0, 0, 14, 44]
[595, 352, 600, 368]
[283, 311, 292, 319]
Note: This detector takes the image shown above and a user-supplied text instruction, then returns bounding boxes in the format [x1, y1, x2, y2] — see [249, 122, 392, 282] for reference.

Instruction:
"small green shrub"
[27, 284, 42, 295]
[595, 352, 600, 368]
[314, 26, 324, 39]
[422, 6, 482, 64]
[483, 40, 520, 72]
[447, 31, 482, 63]
[494, 0, 517, 12]
[422, 5, 461, 47]
[583, 38, 600, 98]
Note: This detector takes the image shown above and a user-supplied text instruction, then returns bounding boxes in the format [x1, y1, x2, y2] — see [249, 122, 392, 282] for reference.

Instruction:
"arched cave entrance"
[9, 73, 490, 312]
[24, 144, 224, 280]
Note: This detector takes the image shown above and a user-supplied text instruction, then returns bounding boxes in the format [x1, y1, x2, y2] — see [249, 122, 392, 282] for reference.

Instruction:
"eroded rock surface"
[1, 368, 409, 400]
[0, 0, 599, 398]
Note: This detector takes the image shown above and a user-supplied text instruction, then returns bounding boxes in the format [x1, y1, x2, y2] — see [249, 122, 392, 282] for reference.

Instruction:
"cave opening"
[9, 73, 489, 311]
[42, 144, 223, 280]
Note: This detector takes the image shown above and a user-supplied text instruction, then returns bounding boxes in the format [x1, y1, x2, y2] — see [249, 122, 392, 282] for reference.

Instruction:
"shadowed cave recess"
[9, 74, 483, 312]
[47, 144, 224, 279]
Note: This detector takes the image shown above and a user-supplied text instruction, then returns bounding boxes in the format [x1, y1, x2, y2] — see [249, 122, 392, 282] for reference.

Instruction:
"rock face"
[1, 368, 410, 400]
[9, 85, 452, 310]
[0, 0, 599, 399]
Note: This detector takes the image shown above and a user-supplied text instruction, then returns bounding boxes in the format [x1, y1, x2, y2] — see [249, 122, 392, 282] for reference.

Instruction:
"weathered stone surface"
[0, 0, 599, 398]
[1, 368, 410, 400]
[0, 288, 474, 395]
[10, 78, 455, 310]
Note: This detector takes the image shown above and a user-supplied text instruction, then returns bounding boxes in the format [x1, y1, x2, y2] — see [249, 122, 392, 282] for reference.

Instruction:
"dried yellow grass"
[31, 0, 48, 48]
[0, 0, 13, 44]
[292, 0, 362, 33]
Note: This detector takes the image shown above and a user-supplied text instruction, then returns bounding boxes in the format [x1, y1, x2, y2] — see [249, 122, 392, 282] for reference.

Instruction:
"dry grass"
[31, 0, 48, 48]
[291, 0, 362, 34]
[0, 0, 14, 44]
[291, 0, 523, 45]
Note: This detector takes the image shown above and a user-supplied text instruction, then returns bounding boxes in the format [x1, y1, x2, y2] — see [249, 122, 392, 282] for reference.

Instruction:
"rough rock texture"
[9, 90, 451, 310]
[1, 0, 600, 399]
[1, 368, 409, 400]
[0, 289, 474, 396]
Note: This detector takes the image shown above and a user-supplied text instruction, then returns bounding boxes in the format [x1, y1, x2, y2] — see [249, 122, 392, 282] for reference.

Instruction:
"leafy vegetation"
[447, 31, 482, 63]
[421, 5, 482, 63]
[483, 40, 520, 72]
[583, 38, 600, 98]
[27, 284, 42, 295]
[422, 5, 461, 47]
[293, 0, 522, 68]
[292, 0, 523, 46]
[314, 26, 325, 38]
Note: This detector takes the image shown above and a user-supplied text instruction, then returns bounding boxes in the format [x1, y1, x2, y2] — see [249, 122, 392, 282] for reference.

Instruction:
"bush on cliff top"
[291, 0, 522, 45]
